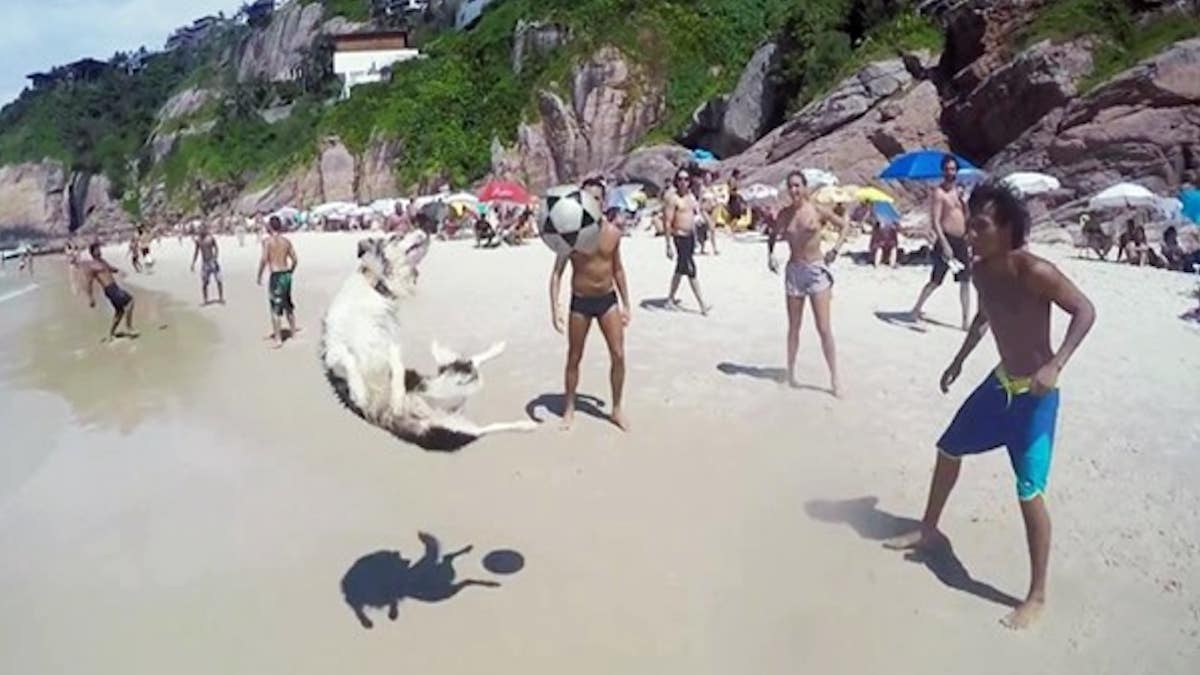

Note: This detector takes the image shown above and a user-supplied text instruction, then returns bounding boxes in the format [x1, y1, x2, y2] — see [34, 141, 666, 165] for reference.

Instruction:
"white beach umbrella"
[742, 183, 779, 203]
[1088, 182, 1160, 210]
[802, 168, 839, 188]
[1002, 171, 1061, 196]
[311, 201, 357, 218]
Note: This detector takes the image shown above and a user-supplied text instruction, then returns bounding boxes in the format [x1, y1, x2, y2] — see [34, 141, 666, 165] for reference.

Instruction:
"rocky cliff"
[237, 1, 326, 83]
[0, 162, 124, 235]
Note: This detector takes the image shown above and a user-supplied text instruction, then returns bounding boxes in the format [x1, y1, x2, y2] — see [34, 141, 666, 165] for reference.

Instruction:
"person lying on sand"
[549, 177, 631, 431]
[885, 181, 1096, 630]
[84, 242, 137, 341]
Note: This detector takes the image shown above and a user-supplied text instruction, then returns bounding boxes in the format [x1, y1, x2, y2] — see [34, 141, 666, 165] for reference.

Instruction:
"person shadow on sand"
[340, 532, 500, 629]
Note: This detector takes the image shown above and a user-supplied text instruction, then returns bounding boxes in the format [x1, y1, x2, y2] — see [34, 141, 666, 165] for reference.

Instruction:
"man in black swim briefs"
[84, 242, 137, 341]
[548, 177, 631, 431]
[664, 168, 712, 315]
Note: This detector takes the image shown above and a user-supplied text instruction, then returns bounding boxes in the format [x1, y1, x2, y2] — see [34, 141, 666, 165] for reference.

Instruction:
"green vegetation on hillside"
[1024, 0, 1200, 92]
[0, 0, 948, 211]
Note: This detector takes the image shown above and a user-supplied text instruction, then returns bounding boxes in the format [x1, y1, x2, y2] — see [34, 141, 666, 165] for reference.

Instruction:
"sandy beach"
[1, 231, 1198, 674]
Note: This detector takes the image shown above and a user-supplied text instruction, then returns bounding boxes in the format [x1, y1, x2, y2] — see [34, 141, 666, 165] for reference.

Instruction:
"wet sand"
[0, 233, 1198, 674]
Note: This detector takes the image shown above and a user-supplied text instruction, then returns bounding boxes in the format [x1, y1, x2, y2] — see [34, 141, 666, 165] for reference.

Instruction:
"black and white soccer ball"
[539, 185, 602, 256]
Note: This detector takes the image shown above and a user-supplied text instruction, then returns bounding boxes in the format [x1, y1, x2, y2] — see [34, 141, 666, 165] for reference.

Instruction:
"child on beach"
[884, 180, 1096, 630]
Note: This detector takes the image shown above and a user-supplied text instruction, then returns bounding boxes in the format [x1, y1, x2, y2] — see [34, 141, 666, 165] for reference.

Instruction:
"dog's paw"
[430, 341, 458, 366]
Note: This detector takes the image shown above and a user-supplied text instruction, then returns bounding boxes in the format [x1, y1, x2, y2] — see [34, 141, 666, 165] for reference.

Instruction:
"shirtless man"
[190, 225, 225, 305]
[664, 168, 712, 314]
[768, 170, 851, 396]
[256, 216, 299, 349]
[83, 242, 137, 341]
[884, 181, 1096, 630]
[549, 178, 631, 431]
[912, 155, 973, 329]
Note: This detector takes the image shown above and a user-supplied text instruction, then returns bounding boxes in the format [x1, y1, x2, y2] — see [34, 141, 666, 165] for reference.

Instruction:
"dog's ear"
[430, 341, 458, 366]
[356, 238, 379, 258]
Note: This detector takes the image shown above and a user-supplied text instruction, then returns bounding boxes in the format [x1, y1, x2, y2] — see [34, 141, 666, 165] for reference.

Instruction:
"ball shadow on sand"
[804, 496, 1020, 609]
[340, 532, 520, 629]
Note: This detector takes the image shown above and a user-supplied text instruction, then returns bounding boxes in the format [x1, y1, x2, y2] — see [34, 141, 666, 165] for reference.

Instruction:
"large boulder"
[680, 42, 782, 158]
[357, 136, 402, 201]
[607, 144, 693, 195]
[238, 1, 325, 83]
[764, 58, 914, 163]
[937, 0, 1051, 93]
[942, 38, 1094, 161]
[0, 162, 124, 235]
[156, 87, 218, 123]
[722, 79, 948, 207]
[497, 46, 664, 191]
[318, 138, 357, 203]
[989, 38, 1200, 195]
[234, 135, 402, 213]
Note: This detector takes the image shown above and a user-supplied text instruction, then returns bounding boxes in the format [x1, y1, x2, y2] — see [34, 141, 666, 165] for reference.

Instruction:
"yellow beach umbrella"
[813, 185, 860, 204]
[855, 186, 895, 203]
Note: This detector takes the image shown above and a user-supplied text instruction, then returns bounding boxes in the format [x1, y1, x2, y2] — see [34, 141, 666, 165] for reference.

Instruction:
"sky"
[0, 0, 239, 108]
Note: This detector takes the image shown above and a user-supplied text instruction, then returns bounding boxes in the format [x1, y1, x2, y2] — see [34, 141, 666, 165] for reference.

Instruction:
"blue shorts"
[937, 368, 1060, 501]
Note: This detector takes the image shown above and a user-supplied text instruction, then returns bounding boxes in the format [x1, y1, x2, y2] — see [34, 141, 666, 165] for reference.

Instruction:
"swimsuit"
[931, 234, 971, 284]
[268, 270, 294, 315]
[103, 282, 132, 312]
[785, 260, 833, 297]
[201, 258, 221, 285]
[570, 291, 619, 319]
[937, 366, 1060, 501]
[673, 233, 696, 278]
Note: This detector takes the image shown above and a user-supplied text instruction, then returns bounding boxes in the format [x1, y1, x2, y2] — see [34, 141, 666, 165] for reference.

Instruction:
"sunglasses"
[675, 175, 689, 182]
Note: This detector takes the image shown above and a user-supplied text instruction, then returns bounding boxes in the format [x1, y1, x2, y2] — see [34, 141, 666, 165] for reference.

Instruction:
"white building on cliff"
[331, 31, 421, 99]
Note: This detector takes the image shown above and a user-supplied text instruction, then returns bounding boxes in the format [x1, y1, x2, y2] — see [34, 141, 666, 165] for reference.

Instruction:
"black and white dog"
[320, 230, 537, 451]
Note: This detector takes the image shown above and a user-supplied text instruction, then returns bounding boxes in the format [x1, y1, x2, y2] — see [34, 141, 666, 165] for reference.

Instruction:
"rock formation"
[235, 136, 401, 214]
[237, 1, 325, 83]
[721, 56, 946, 203]
[0, 162, 124, 235]
[494, 46, 665, 191]
[680, 42, 782, 159]
[990, 38, 1200, 195]
[607, 144, 693, 194]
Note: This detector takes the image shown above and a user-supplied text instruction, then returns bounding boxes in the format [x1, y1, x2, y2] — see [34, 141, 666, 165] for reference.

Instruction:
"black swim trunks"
[673, 233, 697, 278]
[103, 282, 132, 312]
[931, 234, 971, 284]
[570, 291, 619, 319]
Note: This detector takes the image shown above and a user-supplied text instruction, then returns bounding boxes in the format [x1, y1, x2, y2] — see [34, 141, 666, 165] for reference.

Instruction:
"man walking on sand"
[190, 225, 225, 305]
[83, 242, 137, 341]
[664, 168, 712, 315]
[549, 177, 631, 431]
[911, 154, 973, 329]
[884, 181, 1096, 630]
[768, 170, 851, 397]
[256, 216, 299, 349]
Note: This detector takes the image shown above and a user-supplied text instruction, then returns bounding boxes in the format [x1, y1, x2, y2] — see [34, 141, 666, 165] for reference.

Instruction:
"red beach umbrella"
[478, 180, 531, 204]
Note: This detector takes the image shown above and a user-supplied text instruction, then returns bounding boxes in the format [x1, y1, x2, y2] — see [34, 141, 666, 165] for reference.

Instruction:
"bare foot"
[701, 303, 713, 316]
[1001, 598, 1045, 630]
[883, 526, 946, 551]
[610, 409, 630, 432]
[830, 380, 843, 398]
[910, 309, 925, 323]
[667, 298, 682, 310]
[268, 340, 283, 350]
[560, 408, 575, 431]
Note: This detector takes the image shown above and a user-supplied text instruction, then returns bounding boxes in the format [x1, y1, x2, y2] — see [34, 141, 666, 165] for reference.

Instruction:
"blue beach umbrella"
[873, 201, 901, 224]
[1181, 188, 1200, 224]
[879, 149, 978, 181]
[691, 148, 716, 162]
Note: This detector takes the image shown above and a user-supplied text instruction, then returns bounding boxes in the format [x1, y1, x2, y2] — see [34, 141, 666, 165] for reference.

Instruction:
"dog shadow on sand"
[341, 532, 518, 629]
[804, 496, 1021, 609]
[525, 393, 609, 423]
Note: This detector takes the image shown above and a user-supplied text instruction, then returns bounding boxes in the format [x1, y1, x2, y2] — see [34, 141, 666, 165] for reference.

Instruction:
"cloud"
[0, 0, 238, 107]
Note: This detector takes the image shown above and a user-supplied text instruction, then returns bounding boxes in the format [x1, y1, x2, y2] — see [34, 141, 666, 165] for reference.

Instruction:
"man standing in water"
[911, 154, 973, 329]
[190, 224, 225, 305]
[83, 242, 136, 341]
[768, 171, 850, 396]
[664, 168, 712, 315]
[256, 216, 299, 349]
[549, 178, 631, 431]
[884, 181, 1096, 630]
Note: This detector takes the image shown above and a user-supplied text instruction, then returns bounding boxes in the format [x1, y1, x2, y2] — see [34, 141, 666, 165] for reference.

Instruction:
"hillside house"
[166, 15, 225, 51]
[243, 0, 276, 28]
[332, 31, 421, 99]
[26, 58, 114, 90]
